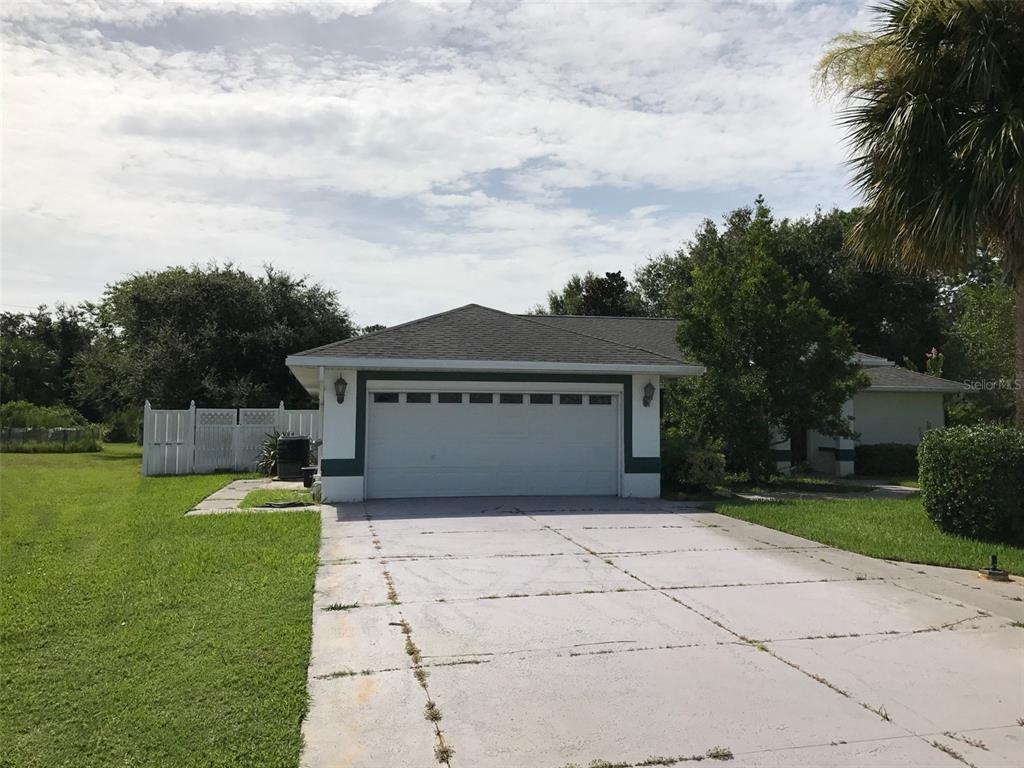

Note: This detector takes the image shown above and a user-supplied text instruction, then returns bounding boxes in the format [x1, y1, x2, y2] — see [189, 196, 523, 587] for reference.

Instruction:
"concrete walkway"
[737, 479, 920, 503]
[186, 478, 314, 515]
[301, 496, 1023, 768]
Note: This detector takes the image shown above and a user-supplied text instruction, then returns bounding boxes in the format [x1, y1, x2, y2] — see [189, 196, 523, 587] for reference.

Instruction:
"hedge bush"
[661, 429, 726, 491]
[855, 442, 919, 476]
[0, 400, 88, 429]
[918, 425, 1024, 544]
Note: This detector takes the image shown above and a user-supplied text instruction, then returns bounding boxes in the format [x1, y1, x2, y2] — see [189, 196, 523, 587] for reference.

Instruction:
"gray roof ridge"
[516, 313, 679, 321]
[294, 303, 482, 356]
[518, 311, 684, 364]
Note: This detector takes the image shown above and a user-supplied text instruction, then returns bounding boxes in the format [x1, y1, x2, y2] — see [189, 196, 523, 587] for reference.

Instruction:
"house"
[802, 353, 966, 476]
[286, 304, 700, 502]
[286, 304, 966, 502]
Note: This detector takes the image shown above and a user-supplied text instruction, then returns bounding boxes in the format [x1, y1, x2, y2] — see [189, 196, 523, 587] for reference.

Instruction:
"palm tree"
[818, 0, 1024, 424]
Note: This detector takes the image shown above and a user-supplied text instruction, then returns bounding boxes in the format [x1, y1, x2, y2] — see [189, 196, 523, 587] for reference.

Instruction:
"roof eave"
[865, 385, 967, 394]
[287, 355, 702, 377]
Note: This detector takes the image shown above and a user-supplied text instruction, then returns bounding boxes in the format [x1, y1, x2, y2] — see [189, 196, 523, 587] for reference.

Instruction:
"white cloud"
[1, 0, 865, 324]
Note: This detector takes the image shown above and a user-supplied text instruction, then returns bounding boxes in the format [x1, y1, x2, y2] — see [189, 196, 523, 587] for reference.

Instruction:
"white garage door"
[366, 391, 619, 498]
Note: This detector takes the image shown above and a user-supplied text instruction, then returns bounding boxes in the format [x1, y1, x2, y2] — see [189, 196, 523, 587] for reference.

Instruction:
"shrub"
[918, 425, 1024, 544]
[661, 429, 726, 491]
[256, 431, 282, 476]
[104, 407, 143, 443]
[855, 442, 919, 476]
[0, 400, 88, 429]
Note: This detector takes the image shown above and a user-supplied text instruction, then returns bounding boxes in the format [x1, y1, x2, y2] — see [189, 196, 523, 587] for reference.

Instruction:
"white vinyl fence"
[142, 401, 320, 476]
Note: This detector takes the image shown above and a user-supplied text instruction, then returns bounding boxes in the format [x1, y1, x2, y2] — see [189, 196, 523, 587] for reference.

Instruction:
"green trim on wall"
[321, 458, 361, 476]
[627, 457, 662, 474]
[771, 449, 792, 461]
[836, 448, 855, 462]
[320, 370, 658, 477]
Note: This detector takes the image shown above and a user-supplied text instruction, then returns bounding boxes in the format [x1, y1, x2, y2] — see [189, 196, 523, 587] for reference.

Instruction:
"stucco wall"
[631, 374, 660, 459]
[320, 367, 363, 502]
[853, 390, 945, 445]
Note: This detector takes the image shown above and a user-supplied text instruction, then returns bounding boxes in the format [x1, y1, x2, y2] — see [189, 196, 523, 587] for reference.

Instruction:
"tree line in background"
[1, 265, 357, 439]
[537, 198, 1016, 480]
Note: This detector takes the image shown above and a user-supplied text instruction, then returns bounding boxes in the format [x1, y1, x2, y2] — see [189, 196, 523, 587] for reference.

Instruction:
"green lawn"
[713, 496, 1024, 575]
[240, 489, 314, 509]
[0, 445, 320, 767]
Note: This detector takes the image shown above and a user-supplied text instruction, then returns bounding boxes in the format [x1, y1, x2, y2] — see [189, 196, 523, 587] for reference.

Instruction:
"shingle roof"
[865, 366, 967, 393]
[522, 314, 685, 361]
[292, 304, 692, 367]
[292, 305, 966, 391]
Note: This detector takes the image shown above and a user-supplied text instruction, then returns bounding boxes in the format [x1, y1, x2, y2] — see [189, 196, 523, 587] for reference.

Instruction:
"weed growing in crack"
[324, 602, 360, 611]
[943, 731, 987, 750]
[414, 666, 429, 686]
[434, 742, 454, 763]
[405, 636, 422, 665]
[930, 741, 971, 766]
[321, 668, 358, 679]
[809, 673, 849, 697]
[424, 700, 442, 723]
[865, 704, 890, 721]
[559, 746, 734, 768]
[382, 569, 399, 604]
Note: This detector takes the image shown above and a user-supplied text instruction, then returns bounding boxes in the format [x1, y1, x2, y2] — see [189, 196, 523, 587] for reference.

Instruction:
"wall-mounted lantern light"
[642, 381, 656, 407]
[334, 376, 348, 404]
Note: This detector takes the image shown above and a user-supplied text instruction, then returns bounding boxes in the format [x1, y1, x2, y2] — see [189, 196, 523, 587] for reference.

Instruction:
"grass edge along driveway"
[712, 495, 1024, 575]
[0, 445, 320, 768]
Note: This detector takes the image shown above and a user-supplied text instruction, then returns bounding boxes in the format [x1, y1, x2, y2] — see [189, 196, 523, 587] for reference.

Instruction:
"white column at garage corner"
[320, 368, 364, 502]
[623, 374, 661, 497]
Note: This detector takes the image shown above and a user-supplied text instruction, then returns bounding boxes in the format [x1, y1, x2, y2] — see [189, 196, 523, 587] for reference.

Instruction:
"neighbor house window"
[529, 394, 553, 404]
[469, 393, 494, 404]
[499, 393, 523, 404]
[438, 393, 463, 404]
[559, 394, 583, 405]
[406, 392, 431, 404]
[589, 395, 612, 405]
[373, 392, 399, 403]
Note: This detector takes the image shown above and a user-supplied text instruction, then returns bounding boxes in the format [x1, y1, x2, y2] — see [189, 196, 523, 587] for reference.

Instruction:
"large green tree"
[73, 265, 353, 411]
[537, 271, 642, 316]
[0, 304, 97, 415]
[818, 0, 1024, 423]
[672, 201, 866, 480]
[944, 282, 1016, 424]
[635, 207, 946, 367]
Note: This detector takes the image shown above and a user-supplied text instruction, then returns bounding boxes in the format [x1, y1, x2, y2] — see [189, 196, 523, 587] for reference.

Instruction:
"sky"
[1, 0, 870, 327]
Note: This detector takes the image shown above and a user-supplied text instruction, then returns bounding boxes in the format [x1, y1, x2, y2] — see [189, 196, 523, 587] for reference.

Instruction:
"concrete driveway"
[301, 497, 1023, 768]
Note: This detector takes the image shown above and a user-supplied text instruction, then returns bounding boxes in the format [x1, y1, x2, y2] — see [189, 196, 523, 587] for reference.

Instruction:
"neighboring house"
[286, 304, 965, 502]
[286, 305, 700, 502]
[804, 353, 966, 476]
